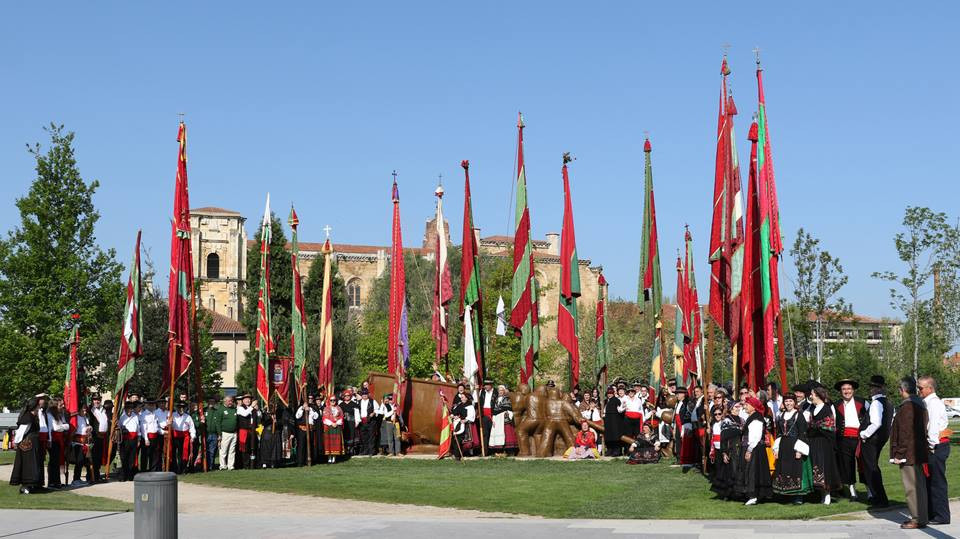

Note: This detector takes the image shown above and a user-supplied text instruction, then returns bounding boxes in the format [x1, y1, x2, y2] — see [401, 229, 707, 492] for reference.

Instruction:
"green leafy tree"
[873, 207, 960, 376]
[302, 257, 361, 390]
[0, 125, 123, 407]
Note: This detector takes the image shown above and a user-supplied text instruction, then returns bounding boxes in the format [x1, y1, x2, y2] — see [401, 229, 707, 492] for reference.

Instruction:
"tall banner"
[388, 176, 409, 410]
[317, 238, 335, 397]
[460, 160, 485, 383]
[431, 184, 453, 367]
[64, 320, 80, 430]
[509, 114, 540, 386]
[557, 154, 581, 389]
[115, 230, 143, 396]
[290, 207, 308, 396]
[254, 195, 275, 403]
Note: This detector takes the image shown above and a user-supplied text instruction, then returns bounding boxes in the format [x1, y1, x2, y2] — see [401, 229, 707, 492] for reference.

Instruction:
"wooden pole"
[163, 343, 177, 472]
[104, 388, 125, 481]
[777, 315, 788, 394]
[703, 317, 715, 474]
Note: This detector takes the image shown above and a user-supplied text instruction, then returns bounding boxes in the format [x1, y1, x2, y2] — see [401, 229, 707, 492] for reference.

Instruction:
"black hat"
[91, 394, 102, 401]
[176, 401, 188, 408]
[483, 379, 494, 386]
[632, 379, 644, 386]
[676, 386, 688, 394]
[791, 382, 809, 394]
[360, 389, 369, 396]
[868, 375, 886, 388]
[239, 394, 252, 400]
[123, 401, 136, 410]
[383, 393, 393, 399]
[806, 379, 824, 390]
[667, 379, 677, 386]
[833, 379, 859, 391]
[782, 392, 797, 402]
[627, 387, 637, 394]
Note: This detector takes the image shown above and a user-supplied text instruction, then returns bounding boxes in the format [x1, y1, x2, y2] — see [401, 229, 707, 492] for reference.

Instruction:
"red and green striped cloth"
[115, 230, 143, 397]
[557, 155, 581, 388]
[509, 114, 540, 387]
[254, 195, 275, 403]
[289, 207, 308, 397]
[459, 161, 484, 385]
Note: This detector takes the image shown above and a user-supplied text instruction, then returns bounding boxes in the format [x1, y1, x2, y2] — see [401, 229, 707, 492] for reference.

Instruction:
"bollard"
[134, 471, 177, 539]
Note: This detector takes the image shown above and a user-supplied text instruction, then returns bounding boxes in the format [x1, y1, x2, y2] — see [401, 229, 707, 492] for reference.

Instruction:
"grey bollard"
[134, 472, 177, 539]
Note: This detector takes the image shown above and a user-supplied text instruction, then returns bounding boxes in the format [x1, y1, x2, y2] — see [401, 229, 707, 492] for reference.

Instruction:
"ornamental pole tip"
[562, 152, 574, 164]
[461, 159, 469, 170]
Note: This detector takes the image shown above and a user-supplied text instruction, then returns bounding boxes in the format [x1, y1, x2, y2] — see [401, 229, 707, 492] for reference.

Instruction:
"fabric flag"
[495, 296, 507, 336]
[388, 177, 409, 410]
[509, 113, 540, 386]
[115, 230, 143, 397]
[557, 155, 581, 388]
[432, 184, 453, 366]
[254, 195, 275, 403]
[638, 138, 662, 312]
[290, 207, 308, 397]
[463, 304, 479, 390]
[437, 395, 453, 459]
[650, 319, 665, 391]
[756, 60, 783, 380]
[673, 256, 686, 386]
[64, 321, 80, 430]
[317, 238, 335, 397]
[594, 272, 610, 388]
[708, 57, 745, 343]
[683, 229, 704, 385]
[459, 160, 485, 380]
[163, 122, 194, 396]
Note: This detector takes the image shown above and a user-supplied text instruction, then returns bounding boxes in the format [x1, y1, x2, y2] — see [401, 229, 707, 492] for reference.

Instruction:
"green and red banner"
[290, 207, 308, 397]
[682, 229, 703, 385]
[460, 160, 485, 386]
[163, 122, 194, 396]
[431, 184, 453, 365]
[64, 321, 80, 430]
[638, 138, 662, 312]
[557, 155, 581, 388]
[115, 230, 143, 397]
[255, 195, 275, 403]
[595, 272, 610, 389]
[388, 177, 409, 410]
[708, 56, 744, 343]
[509, 114, 540, 386]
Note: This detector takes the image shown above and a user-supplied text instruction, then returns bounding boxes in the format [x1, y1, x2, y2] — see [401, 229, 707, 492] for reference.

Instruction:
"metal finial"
[753, 47, 761, 66]
[437, 173, 443, 186]
[323, 225, 332, 239]
[562, 152, 574, 164]
[392, 170, 398, 182]
[178, 112, 185, 123]
[722, 43, 731, 56]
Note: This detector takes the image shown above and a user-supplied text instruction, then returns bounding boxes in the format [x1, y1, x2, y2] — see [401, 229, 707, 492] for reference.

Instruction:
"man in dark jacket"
[834, 378, 869, 500]
[891, 377, 929, 529]
[859, 375, 893, 507]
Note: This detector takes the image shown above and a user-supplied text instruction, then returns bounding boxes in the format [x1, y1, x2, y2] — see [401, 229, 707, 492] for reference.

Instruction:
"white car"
[945, 406, 960, 419]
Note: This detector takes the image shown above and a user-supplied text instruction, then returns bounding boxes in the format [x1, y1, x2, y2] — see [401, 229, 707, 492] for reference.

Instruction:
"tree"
[302, 256, 360, 391]
[873, 207, 960, 376]
[0, 125, 123, 407]
[789, 228, 850, 381]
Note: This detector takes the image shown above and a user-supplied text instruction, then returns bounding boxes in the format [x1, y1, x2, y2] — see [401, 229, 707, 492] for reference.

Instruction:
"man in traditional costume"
[170, 401, 196, 474]
[89, 395, 109, 483]
[833, 378, 868, 500]
[295, 399, 319, 465]
[378, 393, 401, 456]
[919, 375, 951, 525]
[119, 401, 141, 481]
[357, 390, 379, 456]
[477, 379, 497, 454]
[860, 375, 892, 507]
[236, 395, 256, 469]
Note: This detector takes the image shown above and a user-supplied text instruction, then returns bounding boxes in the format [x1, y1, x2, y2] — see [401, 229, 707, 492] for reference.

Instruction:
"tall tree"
[0, 124, 122, 407]
[873, 207, 960, 376]
[789, 228, 849, 381]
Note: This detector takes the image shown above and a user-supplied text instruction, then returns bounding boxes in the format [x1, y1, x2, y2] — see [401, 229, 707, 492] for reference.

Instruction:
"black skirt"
[773, 436, 813, 495]
[734, 443, 773, 500]
[808, 434, 841, 493]
[711, 430, 742, 498]
[10, 433, 41, 488]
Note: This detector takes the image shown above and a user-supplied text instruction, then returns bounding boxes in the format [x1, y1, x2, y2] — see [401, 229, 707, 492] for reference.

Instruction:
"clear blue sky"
[2, 2, 957, 320]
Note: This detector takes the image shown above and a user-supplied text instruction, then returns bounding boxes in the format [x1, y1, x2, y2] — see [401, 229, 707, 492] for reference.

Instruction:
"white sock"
[745, 498, 757, 506]
[849, 485, 856, 497]
[823, 494, 831, 504]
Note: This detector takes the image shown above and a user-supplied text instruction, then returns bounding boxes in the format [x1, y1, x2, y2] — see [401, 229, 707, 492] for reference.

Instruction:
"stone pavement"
[1, 508, 960, 538]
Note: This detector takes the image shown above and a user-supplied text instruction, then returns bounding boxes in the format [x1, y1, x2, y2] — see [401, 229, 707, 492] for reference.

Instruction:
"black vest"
[871, 395, 894, 445]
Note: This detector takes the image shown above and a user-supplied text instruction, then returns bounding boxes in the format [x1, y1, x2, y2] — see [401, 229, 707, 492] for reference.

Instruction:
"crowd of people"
[4, 372, 953, 529]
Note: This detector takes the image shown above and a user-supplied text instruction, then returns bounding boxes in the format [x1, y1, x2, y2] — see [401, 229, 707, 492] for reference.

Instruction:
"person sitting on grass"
[563, 421, 600, 460]
[626, 423, 661, 464]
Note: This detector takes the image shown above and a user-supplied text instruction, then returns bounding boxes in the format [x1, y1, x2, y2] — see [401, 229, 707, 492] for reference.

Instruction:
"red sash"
[238, 428, 249, 452]
[124, 432, 138, 440]
[361, 416, 369, 424]
[147, 432, 160, 440]
[625, 411, 642, 419]
[711, 434, 721, 445]
[483, 408, 493, 418]
[940, 437, 950, 444]
[172, 431, 190, 461]
[842, 427, 859, 438]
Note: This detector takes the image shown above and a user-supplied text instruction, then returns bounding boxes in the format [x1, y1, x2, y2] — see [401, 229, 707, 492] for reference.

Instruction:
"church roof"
[481, 235, 550, 247]
[244, 240, 428, 256]
[192, 207, 243, 216]
[205, 309, 246, 335]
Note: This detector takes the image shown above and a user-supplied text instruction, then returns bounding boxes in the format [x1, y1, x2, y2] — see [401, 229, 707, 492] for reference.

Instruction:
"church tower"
[191, 207, 247, 321]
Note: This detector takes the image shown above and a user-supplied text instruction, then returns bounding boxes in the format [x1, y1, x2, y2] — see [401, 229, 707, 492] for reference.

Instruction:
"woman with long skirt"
[772, 393, 814, 503]
[322, 398, 345, 463]
[45, 399, 69, 488]
[735, 397, 773, 506]
[805, 386, 841, 504]
[10, 399, 42, 494]
[711, 402, 743, 499]
[489, 385, 518, 455]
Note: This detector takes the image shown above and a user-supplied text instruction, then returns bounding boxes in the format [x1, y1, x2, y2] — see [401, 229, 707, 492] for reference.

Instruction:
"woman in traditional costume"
[489, 385, 518, 455]
[710, 403, 742, 499]
[322, 396, 345, 463]
[626, 423, 661, 464]
[735, 397, 772, 505]
[46, 399, 69, 488]
[804, 385, 841, 504]
[69, 403, 93, 484]
[10, 398, 42, 494]
[602, 386, 623, 456]
[772, 392, 813, 503]
[563, 421, 600, 459]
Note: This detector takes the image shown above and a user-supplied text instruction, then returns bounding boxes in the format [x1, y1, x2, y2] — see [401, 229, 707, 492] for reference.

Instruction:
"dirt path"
[0, 465, 526, 519]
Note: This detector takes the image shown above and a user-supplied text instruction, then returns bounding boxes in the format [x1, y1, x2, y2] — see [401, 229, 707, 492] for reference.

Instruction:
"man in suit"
[891, 377, 929, 529]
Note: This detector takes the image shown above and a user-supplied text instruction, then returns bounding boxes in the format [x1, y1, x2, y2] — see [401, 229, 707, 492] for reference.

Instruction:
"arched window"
[347, 279, 362, 308]
[206, 253, 220, 279]
[208, 296, 215, 312]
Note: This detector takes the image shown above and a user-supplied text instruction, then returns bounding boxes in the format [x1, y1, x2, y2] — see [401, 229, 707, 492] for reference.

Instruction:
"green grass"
[0, 452, 15, 466]
[182, 451, 960, 519]
[0, 483, 131, 512]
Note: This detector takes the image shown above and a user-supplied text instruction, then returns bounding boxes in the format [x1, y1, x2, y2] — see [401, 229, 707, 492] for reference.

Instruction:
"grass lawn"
[0, 452, 15, 466]
[0, 481, 131, 512]
[183, 451, 960, 520]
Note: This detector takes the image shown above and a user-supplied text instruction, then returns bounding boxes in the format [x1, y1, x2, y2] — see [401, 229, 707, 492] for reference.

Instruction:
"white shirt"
[861, 395, 883, 439]
[711, 422, 722, 449]
[38, 409, 48, 433]
[295, 407, 319, 425]
[359, 398, 378, 418]
[74, 416, 93, 438]
[120, 412, 140, 435]
[47, 413, 69, 433]
[924, 392, 949, 449]
[155, 409, 169, 431]
[746, 419, 763, 450]
[481, 391, 493, 409]
[842, 399, 860, 429]
[767, 396, 783, 419]
[140, 409, 161, 436]
[237, 404, 253, 417]
[378, 402, 396, 421]
[620, 395, 644, 414]
[581, 407, 601, 422]
[91, 406, 109, 433]
[172, 412, 196, 439]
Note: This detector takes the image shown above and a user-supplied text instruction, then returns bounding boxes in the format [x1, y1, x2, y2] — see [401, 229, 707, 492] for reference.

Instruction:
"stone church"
[190, 206, 603, 393]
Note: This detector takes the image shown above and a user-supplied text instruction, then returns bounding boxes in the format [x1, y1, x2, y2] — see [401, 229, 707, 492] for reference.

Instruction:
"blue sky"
[2, 2, 957, 319]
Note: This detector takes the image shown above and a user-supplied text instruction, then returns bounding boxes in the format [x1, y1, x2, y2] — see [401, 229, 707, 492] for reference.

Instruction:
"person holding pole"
[89, 395, 109, 483]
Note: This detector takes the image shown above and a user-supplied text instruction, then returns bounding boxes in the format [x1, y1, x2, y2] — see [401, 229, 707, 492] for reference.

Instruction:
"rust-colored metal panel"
[368, 372, 456, 445]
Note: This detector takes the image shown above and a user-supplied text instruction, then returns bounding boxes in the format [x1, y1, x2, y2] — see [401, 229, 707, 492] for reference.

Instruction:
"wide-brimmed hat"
[833, 379, 859, 391]
[791, 382, 809, 394]
[868, 375, 886, 388]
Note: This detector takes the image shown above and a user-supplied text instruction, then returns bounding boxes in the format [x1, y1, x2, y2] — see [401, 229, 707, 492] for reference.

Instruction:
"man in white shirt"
[859, 375, 892, 507]
[294, 399, 320, 466]
[357, 390, 379, 456]
[918, 375, 951, 525]
[119, 402, 141, 481]
[139, 400, 162, 472]
[170, 401, 196, 474]
[89, 395, 109, 483]
[378, 394, 401, 456]
[35, 394, 49, 486]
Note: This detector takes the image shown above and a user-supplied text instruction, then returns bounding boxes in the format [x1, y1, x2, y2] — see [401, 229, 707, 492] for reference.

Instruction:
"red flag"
[115, 231, 143, 397]
[163, 122, 194, 395]
[437, 394, 453, 459]
[459, 161, 485, 383]
[317, 238, 334, 397]
[557, 154, 581, 388]
[254, 195, 275, 403]
[64, 320, 80, 430]
[682, 229, 703, 386]
[388, 176, 409, 410]
[509, 114, 540, 386]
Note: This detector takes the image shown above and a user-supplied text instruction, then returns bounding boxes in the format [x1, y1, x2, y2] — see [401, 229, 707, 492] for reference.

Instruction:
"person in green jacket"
[203, 397, 221, 471]
[218, 397, 238, 470]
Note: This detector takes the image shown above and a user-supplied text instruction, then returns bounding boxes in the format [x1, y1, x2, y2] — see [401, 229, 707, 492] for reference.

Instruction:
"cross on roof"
[323, 225, 332, 239]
